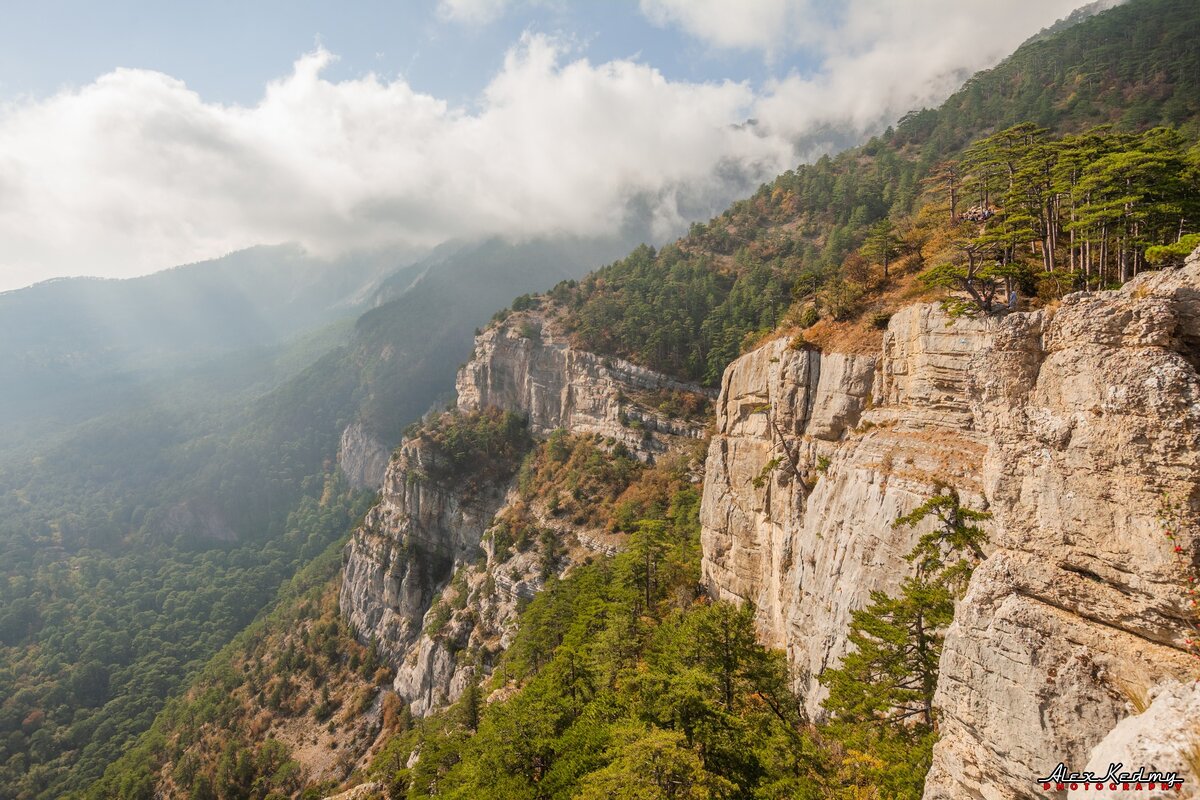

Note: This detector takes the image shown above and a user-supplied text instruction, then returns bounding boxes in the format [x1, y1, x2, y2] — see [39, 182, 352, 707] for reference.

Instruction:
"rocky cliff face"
[1069, 681, 1200, 800]
[337, 422, 392, 490]
[701, 312, 992, 717]
[701, 254, 1200, 798]
[343, 309, 709, 717]
[389, 481, 627, 716]
[340, 438, 508, 666]
[927, 261, 1200, 799]
[457, 310, 711, 460]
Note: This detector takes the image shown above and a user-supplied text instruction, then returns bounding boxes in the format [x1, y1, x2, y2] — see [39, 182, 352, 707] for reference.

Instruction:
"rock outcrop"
[390, 482, 625, 716]
[339, 437, 509, 666]
[337, 422, 392, 490]
[457, 310, 711, 460]
[343, 308, 709, 717]
[1068, 681, 1200, 800]
[701, 312, 993, 716]
[701, 253, 1200, 796]
[345, 248, 1200, 788]
[927, 263, 1200, 799]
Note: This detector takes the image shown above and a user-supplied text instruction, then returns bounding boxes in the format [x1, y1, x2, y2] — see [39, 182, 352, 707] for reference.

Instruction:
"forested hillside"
[68, 0, 1200, 797]
[0, 236, 629, 799]
[553, 0, 1200, 385]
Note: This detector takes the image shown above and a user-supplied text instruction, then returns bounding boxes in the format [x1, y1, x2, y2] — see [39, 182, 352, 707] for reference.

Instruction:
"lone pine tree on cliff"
[821, 487, 990, 730]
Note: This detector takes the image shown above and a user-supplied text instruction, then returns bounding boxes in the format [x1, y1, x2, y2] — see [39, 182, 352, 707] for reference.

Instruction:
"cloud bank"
[0, 0, 1087, 291]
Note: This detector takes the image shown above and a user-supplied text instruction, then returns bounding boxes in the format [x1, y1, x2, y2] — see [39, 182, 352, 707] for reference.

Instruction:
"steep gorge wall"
[702, 309, 993, 717]
[456, 310, 711, 460]
[337, 422, 391, 490]
[341, 311, 710, 717]
[339, 437, 508, 666]
[702, 254, 1200, 798]
[928, 263, 1200, 799]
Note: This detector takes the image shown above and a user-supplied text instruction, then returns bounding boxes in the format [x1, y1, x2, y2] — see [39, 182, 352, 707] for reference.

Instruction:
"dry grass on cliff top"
[771, 259, 942, 356]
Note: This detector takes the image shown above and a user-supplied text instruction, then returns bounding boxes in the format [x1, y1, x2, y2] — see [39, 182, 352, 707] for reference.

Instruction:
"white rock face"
[344, 309, 709, 717]
[388, 486, 624, 717]
[701, 314, 994, 716]
[1067, 681, 1200, 800]
[456, 310, 711, 460]
[337, 422, 392, 490]
[339, 437, 508, 666]
[927, 262, 1200, 800]
[700, 250, 1200, 796]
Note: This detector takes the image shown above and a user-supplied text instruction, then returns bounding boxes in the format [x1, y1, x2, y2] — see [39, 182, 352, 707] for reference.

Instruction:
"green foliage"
[512, 431, 642, 530]
[415, 408, 532, 491]
[0, 472, 374, 799]
[1147, 233, 1200, 265]
[0, 232, 640, 797]
[575, 728, 734, 799]
[921, 123, 1199, 313]
[861, 219, 899, 279]
[818, 488, 990, 798]
[369, 455, 825, 799]
[890, 0, 1200, 151]
[529, 0, 1200, 379]
[87, 514, 379, 799]
[751, 458, 783, 489]
[365, 453, 934, 800]
[16, 3, 1200, 795]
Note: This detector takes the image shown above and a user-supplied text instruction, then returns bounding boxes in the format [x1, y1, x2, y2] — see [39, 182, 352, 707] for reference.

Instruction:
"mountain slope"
[0, 235, 632, 799]
[76, 1, 1200, 797]
[550, 0, 1200, 387]
[0, 245, 406, 451]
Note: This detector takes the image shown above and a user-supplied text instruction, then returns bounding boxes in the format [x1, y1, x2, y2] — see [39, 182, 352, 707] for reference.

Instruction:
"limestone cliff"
[339, 436, 509, 666]
[337, 422, 392, 491]
[1070, 681, 1200, 800]
[456, 309, 711, 460]
[927, 261, 1200, 799]
[701, 252, 1200, 798]
[701, 311, 992, 718]
[389, 480, 627, 716]
[342, 309, 710, 717]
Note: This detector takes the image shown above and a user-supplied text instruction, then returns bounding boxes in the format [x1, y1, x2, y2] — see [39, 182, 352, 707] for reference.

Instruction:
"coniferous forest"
[3, 0, 1200, 798]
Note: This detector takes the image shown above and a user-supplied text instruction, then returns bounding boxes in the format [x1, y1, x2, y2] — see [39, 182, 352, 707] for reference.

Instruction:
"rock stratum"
[340, 310, 710, 716]
[702, 250, 1200, 799]
[456, 310, 712, 460]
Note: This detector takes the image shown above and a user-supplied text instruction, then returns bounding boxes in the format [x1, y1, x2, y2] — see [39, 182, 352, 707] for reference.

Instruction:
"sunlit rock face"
[700, 247, 1200, 800]
[701, 310, 992, 718]
[456, 310, 711, 461]
[343, 307, 710, 717]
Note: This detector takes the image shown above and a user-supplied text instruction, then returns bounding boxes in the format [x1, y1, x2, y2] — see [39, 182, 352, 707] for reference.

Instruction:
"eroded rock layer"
[456, 310, 711, 460]
[700, 256, 1200, 799]
[342, 310, 710, 716]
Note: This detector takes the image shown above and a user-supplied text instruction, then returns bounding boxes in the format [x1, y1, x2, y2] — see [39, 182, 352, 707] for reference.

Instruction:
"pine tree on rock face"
[820, 487, 990, 731]
[895, 487, 990, 595]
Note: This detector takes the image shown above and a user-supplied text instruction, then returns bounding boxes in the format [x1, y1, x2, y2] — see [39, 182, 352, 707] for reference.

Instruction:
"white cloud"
[0, 0, 1097, 291]
[639, 0, 814, 55]
[643, 0, 1088, 148]
[0, 37, 790, 290]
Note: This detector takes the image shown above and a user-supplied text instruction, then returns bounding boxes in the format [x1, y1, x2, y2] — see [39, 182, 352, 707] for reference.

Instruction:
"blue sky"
[0, 0, 1093, 291]
[0, 1, 811, 107]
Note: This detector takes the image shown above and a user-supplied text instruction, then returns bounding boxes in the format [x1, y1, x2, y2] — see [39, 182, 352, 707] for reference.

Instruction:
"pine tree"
[820, 487, 990, 730]
[862, 219, 899, 279]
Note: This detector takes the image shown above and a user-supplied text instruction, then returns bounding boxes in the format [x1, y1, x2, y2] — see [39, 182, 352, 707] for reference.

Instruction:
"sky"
[0, 0, 1098, 292]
